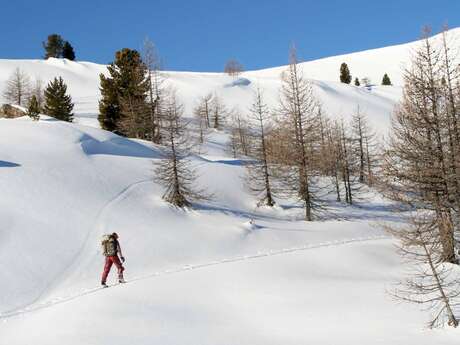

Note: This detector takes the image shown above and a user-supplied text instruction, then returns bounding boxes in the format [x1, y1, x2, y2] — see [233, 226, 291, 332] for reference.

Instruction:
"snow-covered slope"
[1, 30, 460, 344]
[0, 57, 401, 135]
[5, 29, 457, 135]
[1, 116, 458, 344]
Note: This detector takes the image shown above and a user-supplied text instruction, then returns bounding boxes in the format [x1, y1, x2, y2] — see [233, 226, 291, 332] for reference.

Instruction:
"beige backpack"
[101, 234, 117, 256]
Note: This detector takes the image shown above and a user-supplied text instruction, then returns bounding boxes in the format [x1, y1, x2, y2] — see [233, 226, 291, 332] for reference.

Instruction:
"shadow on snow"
[80, 134, 162, 159]
[0, 161, 20, 168]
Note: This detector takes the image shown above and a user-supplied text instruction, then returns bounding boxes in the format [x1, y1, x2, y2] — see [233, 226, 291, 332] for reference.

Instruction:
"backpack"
[101, 234, 117, 256]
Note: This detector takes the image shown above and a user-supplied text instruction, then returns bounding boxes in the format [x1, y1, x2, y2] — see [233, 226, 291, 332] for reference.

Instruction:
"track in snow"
[0, 234, 390, 321]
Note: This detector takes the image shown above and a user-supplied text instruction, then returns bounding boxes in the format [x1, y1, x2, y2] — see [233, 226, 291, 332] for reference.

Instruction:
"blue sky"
[1, 0, 459, 71]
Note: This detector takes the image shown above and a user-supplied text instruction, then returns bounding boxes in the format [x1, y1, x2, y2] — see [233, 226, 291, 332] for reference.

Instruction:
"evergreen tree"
[62, 41, 76, 60]
[354, 77, 360, 86]
[340, 63, 352, 84]
[43, 34, 64, 59]
[98, 75, 120, 132]
[98, 48, 150, 138]
[27, 95, 40, 121]
[44, 77, 74, 122]
[382, 73, 392, 85]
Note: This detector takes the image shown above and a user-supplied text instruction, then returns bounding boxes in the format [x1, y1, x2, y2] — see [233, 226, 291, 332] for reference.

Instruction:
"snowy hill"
[4, 29, 454, 134]
[2, 29, 457, 135]
[1, 30, 460, 344]
[2, 29, 458, 136]
[1, 116, 458, 344]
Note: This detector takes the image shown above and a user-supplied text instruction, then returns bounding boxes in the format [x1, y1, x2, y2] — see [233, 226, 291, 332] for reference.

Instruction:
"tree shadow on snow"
[0, 161, 20, 168]
[80, 134, 162, 159]
[196, 157, 249, 166]
[192, 202, 282, 222]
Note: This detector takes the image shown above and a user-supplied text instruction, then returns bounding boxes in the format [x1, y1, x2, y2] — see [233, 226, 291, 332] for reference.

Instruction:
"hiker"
[101, 232, 126, 287]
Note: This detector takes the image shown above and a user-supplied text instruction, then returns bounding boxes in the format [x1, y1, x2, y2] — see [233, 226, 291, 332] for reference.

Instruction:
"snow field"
[2, 28, 460, 344]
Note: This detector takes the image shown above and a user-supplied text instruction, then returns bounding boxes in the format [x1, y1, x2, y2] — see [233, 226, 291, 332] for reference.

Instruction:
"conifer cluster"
[43, 34, 76, 60]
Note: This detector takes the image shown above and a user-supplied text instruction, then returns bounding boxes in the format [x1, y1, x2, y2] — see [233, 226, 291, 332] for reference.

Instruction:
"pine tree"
[382, 73, 392, 85]
[27, 95, 40, 121]
[118, 57, 150, 139]
[340, 63, 352, 84]
[354, 77, 360, 86]
[62, 41, 76, 61]
[98, 48, 150, 138]
[44, 77, 74, 122]
[43, 34, 64, 59]
[98, 75, 120, 132]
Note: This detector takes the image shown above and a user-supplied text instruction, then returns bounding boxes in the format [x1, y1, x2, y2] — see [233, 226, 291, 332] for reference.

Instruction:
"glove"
[120, 256, 125, 263]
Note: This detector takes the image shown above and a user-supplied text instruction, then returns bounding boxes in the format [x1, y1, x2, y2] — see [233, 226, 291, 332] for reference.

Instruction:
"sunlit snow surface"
[1, 29, 460, 344]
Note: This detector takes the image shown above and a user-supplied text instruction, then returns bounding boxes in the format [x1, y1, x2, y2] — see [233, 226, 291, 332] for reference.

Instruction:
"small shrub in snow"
[27, 95, 40, 121]
[381, 73, 392, 85]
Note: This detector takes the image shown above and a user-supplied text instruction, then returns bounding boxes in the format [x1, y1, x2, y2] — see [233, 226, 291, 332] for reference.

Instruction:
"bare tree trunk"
[341, 123, 353, 204]
[365, 135, 373, 186]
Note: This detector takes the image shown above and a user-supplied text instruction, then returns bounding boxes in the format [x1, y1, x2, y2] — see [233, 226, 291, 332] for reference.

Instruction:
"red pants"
[101, 256, 124, 283]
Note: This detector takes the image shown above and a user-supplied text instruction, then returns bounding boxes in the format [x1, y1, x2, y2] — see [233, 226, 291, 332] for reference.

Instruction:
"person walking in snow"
[101, 232, 126, 287]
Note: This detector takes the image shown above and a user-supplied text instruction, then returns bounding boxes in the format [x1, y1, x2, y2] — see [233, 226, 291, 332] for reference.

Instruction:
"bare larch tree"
[211, 94, 227, 130]
[387, 213, 460, 328]
[278, 46, 321, 220]
[245, 87, 276, 206]
[155, 92, 207, 208]
[142, 37, 163, 143]
[382, 27, 460, 328]
[30, 78, 45, 111]
[228, 109, 250, 157]
[384, 27, 459, 263]
[2, 68, 31, 106]
[224, 58, 244, 77]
